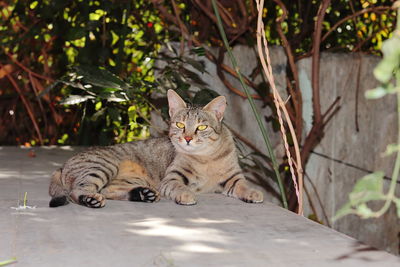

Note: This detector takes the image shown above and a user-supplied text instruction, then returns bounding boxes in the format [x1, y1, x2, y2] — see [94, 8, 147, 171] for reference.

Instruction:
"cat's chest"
[187, 159, 232, 192]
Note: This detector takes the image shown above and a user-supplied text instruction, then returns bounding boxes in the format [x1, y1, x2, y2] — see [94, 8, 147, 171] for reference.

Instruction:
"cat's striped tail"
[49, 168, 69, 207]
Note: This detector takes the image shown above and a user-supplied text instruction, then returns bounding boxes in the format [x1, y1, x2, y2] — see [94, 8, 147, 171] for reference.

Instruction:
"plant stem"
[211, 0, 288, 209]
[23, 192, 27, 208]
[0, 258, 17, 266]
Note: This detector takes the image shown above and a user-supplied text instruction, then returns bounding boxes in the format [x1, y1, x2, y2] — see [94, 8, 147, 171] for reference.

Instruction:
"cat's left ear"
[203, 96, 226, 122]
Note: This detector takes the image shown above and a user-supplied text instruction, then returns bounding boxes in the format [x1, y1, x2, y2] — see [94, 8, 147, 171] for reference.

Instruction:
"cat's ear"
[167, 89, 187, 118]
[203, 96, 226, 122]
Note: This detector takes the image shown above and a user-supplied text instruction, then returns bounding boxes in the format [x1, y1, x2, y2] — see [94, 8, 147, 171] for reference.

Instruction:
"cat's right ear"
[167, 89, 187, 118]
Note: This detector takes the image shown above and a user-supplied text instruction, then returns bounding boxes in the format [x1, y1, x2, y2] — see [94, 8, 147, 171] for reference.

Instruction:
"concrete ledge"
[0, 147, 399, 266]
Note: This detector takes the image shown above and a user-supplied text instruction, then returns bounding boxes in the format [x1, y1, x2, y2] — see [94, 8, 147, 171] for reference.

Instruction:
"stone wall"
[152, 45, 400, 254]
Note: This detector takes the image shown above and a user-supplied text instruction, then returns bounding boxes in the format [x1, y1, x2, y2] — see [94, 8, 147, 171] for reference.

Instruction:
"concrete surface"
[0, 147, 399, 267]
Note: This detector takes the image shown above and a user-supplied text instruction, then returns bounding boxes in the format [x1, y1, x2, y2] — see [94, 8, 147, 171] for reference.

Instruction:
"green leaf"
[381, 36, 400, 59]
[180, 67, 209, 87]
[91, 108, 105, 121]
[373, 36, 400, 83]
[60, 95, 95, 105]
[373, 60, 397, 84]
[333, 202, 354, 221]
[191, 47, 206, 56]
[193, 89, 220, 105]
[382, 143, 400, 156]
[349, 171, 385, 206]
[365, 87, 387, 99]
[183, 57, 208, 74]
[356, 203, 374, 218]
[71, 65, 132, 91]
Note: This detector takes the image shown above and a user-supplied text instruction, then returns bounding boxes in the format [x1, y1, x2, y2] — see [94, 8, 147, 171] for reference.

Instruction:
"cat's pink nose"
[184, 136, 193, 142]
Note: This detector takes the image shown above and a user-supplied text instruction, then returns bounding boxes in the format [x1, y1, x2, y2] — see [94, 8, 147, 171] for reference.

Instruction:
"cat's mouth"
[175, 140, 202, 153]
[180, 141, 196, 149]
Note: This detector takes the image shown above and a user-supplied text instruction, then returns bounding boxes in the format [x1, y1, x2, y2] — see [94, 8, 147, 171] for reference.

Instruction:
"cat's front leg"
[220, 173, 264, 203]
[160, 170, 196, 205]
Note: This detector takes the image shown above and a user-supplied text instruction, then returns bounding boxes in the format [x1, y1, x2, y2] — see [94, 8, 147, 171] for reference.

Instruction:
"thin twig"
[312, 0, 331, 124]
[304, 171, 331, 227]
[1, 63, 43, 145]
[171, 0, 186, 56]
[4, 50, 54, 82]
[354, 55, 362, 132]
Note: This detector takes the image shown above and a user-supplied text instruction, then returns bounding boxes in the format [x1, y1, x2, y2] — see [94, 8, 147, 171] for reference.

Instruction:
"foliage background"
[0, 0, 396, 146]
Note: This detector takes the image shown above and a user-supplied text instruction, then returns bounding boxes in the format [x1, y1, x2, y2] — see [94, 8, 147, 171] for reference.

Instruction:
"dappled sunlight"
[0, 171, 18, 179]
[186, 218, 238, 224]
[177, 243, 227, 253]
[125, 217, 233, 256]
[126, 217, 231, 243]
[273, 238, 311, 247]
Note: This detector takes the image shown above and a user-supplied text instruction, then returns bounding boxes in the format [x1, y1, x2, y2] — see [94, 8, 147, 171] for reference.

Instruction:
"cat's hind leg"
[69, 175, 107, 208]
[101, 160, 160, 203]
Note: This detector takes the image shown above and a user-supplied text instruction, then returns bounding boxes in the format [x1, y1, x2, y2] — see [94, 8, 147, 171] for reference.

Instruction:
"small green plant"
[334, 2, 400, 220]
[0, 258, 17, 266]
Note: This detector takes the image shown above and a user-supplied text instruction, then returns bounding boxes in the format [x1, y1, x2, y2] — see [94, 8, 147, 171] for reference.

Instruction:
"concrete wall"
[299, 52, 400, 255]
[153, 45, 400, 254]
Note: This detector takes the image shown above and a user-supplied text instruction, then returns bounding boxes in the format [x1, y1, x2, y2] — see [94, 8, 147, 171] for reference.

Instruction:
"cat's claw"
[79, 193, 106, 208]
[129, 187, 160, 203]
[240, 189, 264, 204]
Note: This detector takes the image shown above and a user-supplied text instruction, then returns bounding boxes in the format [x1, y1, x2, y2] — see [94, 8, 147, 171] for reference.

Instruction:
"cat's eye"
[176, 122, 185, 129]
[197, 125, 208, 131]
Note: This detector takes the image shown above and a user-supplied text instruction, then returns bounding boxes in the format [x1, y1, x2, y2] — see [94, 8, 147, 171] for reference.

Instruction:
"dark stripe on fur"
[213, 147, 233, 161]
[171, 170, 189, 185]
[227, 178, 241, 195]
[89, 154, 119, 174]
[87, 167, 110, 184]
[219, 171, 241, 188]
[65, 160, 114, 178]
[182, 167, 193, 174]
[85, 173, 106, 185]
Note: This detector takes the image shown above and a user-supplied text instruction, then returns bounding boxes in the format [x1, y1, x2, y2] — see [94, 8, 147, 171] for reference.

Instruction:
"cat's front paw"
[79, 193, 106, 208]
[240, 189, 264, 204]
[175, 190, 197, 205]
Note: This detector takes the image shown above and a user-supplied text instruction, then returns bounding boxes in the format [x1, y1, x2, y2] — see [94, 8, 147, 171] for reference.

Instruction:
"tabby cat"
[49, 89, 264, 208]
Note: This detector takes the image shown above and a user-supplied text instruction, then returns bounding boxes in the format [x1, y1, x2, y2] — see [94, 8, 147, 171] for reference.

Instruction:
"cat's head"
[167, 89, 226, 155]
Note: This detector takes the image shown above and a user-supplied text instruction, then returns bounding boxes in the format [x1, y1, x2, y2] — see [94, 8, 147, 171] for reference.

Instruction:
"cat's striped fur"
[49, 90, 263, 207]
